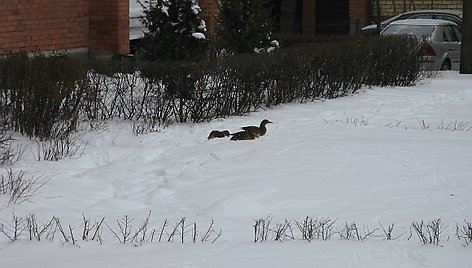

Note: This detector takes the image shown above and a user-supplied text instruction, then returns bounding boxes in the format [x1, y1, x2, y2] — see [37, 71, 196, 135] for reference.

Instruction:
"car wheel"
[440, 60, 451, 71]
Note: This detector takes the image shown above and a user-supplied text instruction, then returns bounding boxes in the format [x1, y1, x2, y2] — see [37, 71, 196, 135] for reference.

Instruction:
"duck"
[241, 119, 273, 136]
[207, 130, 230, 140]
[230, 130, 259, 141]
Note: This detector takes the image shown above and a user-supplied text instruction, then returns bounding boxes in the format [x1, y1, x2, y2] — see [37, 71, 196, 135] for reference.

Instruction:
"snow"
[192, 32, 206, 40]
[1, 72, 472, 267]
[191, 1, 201, 15]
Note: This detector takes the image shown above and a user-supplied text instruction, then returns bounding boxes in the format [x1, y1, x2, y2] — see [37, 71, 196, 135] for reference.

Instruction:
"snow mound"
[204, 194, 268, 219]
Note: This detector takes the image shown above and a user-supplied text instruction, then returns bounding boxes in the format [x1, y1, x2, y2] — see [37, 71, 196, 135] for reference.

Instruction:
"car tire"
[440, 60, 451, 71]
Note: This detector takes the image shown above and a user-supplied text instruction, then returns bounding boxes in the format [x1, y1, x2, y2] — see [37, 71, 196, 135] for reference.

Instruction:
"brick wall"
[350, 0, 370, 17]
[198, 0, 219, 35]
[0, 0, 89, 53]
[302, 0, 316, 34]
[350, 0, 370, 34]
[375, 0, 463, 17]
[0, 0, 129, 55]
[89, 0, 129, 54]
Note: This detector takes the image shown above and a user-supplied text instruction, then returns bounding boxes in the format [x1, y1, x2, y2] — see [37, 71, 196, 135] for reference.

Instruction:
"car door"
[442, 25, 461, 70]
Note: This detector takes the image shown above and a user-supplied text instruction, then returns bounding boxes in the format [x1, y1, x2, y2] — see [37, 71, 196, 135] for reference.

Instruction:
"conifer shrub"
[216, 0, 274, 54]
[139, 0, 208, 61]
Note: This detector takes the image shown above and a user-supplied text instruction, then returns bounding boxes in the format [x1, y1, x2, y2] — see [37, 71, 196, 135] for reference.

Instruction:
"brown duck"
[230, 130, 259, 141]
[241, 119, 273, 136]
[207, 130, 230, 140]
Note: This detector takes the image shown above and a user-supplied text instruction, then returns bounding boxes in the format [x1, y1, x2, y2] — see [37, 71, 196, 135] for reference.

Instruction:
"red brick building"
[199, 0, 463, 35]
[0, 0, 129, 55]
[197, 0, 377, 36]
[0, 0, 463, 55]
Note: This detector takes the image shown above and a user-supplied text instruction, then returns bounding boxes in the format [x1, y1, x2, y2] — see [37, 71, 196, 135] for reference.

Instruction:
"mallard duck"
[241, 119, 273, 136]
[230, 130, 259, 141]
[207, 130, 230, 140]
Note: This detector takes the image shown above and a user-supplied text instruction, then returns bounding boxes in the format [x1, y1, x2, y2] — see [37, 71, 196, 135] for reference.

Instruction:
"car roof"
[362, 9, 462, 31]
[389, 18, 458, 26]
[395, 9, 463, 17]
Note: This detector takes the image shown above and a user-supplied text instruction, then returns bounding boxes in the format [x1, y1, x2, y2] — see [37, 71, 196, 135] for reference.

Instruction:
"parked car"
[380, 19, 461, 71]
[361, 9, 462, 36]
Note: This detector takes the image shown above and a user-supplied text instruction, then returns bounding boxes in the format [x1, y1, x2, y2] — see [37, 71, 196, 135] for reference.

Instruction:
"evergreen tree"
[217, 0, 273, 54]
[139, 0, 208, 61]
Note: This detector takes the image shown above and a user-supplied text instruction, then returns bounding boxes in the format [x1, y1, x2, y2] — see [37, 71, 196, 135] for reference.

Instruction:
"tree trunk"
[460, 0, 472, 74]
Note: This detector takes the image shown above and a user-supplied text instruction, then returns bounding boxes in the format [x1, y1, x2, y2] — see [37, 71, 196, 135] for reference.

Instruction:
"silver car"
[361, 9, 462, 36]
[381, 19, 461, 71]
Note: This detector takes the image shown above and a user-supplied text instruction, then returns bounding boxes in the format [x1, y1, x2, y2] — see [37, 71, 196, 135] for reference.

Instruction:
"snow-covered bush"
[139, 0, 208, 61]
[217, 0, 274, 54]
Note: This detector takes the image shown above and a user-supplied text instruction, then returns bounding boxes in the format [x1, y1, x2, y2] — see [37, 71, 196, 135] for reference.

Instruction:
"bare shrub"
[103, 213, 221, 245]
[254, 216, 272, 242]
[410, 218, 447, 245]
[0, 53, 87, 140]
[200, 220, 222, 243]
[55, 216, 77, 245]
[81, 214, 105, 244]
[33, 124, 87, 161]
[337, 222, 378, 242]
[417, 120, 471, 132]
[379, 222, 404, 240]
[456, 220, 472, 246]
[418, 120, 431, 130]
[437, 120, 472, 131]
[25, 214, 56, 241]
[0, 169, 50, 205]
[131, 121, 164, 136]
[0, 129, 24, 165]
[295, 216, 336, 242]
[346, 116, 369, 126]
[104, 213, 150, 244]
[321, 116, 368, 127]
[2, 38, 424, 134]
[271, 219, 295, 242]
[1, 213, 26, 241]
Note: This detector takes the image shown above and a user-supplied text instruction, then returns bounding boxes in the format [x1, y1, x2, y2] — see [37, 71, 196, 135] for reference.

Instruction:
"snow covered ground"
[1, 72, 472, 267]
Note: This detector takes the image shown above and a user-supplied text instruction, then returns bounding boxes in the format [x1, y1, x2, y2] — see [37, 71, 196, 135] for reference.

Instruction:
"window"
[443, 26, 459, 42]
[434, 14, 461, 27]
[452, 25, 462, 42]
[409, 14, 433, 19]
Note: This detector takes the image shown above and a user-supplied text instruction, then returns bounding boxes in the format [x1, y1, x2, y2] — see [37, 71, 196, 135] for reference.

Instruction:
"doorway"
[315, 0, 349, 34]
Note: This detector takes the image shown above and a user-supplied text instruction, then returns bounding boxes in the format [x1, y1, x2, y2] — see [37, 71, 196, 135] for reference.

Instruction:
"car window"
[443, 26, 459, 42]
[452, 25, 462, 42]
[408, 14, 433, 19]
[434, 14, 461, 26]
[382, 25, 435, 38]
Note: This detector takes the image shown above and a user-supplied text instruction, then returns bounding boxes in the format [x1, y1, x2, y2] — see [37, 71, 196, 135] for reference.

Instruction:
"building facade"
[0, 0, 129, 55]
[375, 0, 463, 17]
[0, 0, 463, 55]
[260, 0, 463, 36]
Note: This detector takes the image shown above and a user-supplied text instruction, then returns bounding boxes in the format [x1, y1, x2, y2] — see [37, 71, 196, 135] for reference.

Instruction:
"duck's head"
[261, 119, 273, 126]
